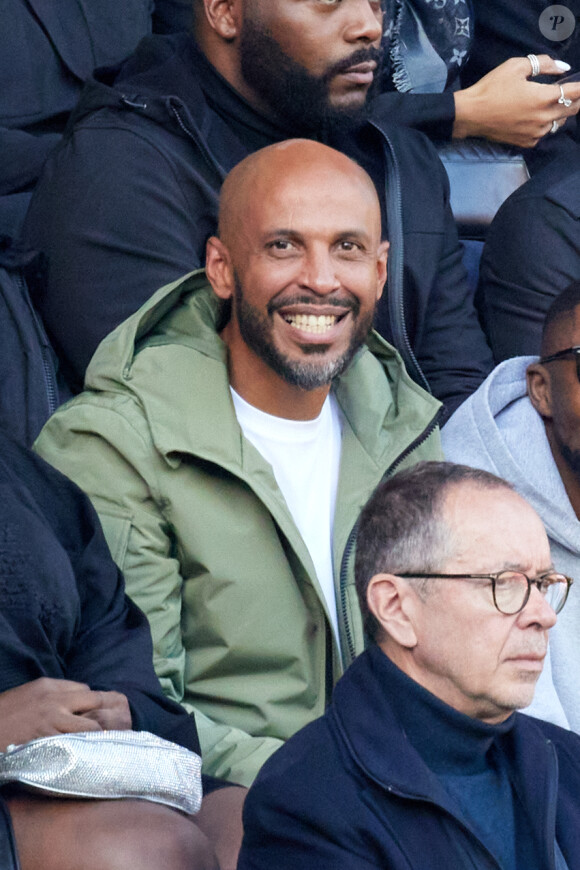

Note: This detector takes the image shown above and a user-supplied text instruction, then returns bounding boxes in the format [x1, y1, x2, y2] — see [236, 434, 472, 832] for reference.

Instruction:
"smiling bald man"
[35, 140, 442, 787]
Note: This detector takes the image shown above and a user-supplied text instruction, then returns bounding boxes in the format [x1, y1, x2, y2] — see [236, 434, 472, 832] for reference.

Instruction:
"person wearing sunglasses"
[442, 278, 580, 735]
[238, 461, 580, 870]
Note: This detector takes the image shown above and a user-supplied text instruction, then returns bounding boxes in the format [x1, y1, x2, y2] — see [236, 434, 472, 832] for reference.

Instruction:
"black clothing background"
[477, 150, 580, 361]
[0, 0, 193, 244]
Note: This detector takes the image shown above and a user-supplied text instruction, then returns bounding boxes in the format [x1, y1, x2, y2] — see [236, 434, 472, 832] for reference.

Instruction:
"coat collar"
[331, 645, 561, 866]
[85, 269, 440, 475]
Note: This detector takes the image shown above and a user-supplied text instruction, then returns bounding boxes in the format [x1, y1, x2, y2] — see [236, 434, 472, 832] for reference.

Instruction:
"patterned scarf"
[382, 0, 474, 93]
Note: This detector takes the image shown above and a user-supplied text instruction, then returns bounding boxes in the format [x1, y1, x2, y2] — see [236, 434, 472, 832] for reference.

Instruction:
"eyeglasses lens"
[543, 575, 569, 614]
[494, 572, 529, 614]
[494, 571, 569, 615]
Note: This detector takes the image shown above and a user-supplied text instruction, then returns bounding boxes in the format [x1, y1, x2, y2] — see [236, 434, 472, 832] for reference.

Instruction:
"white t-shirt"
[231, 388, 343, 648]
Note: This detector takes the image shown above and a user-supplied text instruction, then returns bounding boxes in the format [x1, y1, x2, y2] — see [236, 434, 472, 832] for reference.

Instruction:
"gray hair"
[354, 461, 514, 640]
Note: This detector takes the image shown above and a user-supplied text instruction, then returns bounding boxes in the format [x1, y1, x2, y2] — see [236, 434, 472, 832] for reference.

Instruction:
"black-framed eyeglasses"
[397, 571, 573, 615]
[539, 345, 580, 382]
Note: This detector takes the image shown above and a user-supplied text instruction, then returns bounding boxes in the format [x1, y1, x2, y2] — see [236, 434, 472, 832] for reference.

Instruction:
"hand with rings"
[452, 53, 580, 147]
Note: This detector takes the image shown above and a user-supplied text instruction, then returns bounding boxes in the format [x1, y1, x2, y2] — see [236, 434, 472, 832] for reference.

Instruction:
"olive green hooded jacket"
[35, 270, 442, 786]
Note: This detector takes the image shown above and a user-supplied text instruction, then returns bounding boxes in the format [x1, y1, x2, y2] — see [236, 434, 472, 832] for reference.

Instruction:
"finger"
[84, 692, 132, 730]
[549, 84, 580, 119]
[61, 688, 110, 715]
[556, 85, 580, 111]
[534, 54, 571, 76]
[48, 713, 104, 734]
[61, 715, 103, 733]
[85, 708, 132, 730]
[96, 691, 130, 711]
[544, 118, 564, 137]
[29, 678, 92, 695]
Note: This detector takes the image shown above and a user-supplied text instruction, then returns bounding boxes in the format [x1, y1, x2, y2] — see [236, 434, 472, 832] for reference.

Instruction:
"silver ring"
[527, 53, 541, 77]
[558, 84, 572, 107]
[550, 119, 560, 134]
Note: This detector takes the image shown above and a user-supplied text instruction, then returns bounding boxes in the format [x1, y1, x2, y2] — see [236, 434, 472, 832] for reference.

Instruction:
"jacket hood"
[66, 33, 216, 141]
[85, 269, 441, 467]
[64, 32, 267, 188]
[441, 356, 580, 553]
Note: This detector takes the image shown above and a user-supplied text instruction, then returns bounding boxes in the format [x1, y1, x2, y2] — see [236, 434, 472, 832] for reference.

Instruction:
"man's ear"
[527, 363, 553, 419]
[202, 0, 241, 39]
[375, 240, 389, 302]
[367, 573, 418, 649]
[205, 236, 235, 300]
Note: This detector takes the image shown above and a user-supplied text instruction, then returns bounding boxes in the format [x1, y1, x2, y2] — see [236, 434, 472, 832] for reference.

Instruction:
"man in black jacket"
[24, 0, 492, 414]
[0, 431, 244, 870]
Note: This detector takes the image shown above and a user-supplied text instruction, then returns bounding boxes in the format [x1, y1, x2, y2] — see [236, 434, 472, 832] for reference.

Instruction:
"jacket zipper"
[169, 99, 228, 183]
[338, 406, 442, 666]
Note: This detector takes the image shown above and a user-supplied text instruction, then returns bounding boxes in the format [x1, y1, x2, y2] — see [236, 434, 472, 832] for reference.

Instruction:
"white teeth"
[283, 313, 338, 334]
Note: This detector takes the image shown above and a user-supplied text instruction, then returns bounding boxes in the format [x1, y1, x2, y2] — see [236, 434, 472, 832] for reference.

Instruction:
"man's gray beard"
[238, 16, 381, 134]
[234, 277, 374, 391]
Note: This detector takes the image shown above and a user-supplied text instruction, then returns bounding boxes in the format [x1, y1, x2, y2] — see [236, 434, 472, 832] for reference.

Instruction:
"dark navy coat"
[239, 645, 580, 869]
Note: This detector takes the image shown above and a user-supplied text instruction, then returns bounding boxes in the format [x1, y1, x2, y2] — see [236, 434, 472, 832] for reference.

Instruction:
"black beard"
[239, 17, 382, 135]
[233, 276, 374, 391]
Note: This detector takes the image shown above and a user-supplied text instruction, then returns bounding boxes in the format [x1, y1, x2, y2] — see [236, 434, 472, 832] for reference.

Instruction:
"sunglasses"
[539, 346, 580, 380]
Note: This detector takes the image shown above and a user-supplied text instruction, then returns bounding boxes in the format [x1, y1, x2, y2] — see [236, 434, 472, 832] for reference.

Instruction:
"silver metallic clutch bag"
[0, 730, 202, 814]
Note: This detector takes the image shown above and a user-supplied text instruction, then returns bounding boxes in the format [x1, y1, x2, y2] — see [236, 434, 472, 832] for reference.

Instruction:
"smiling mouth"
[282, 313, 342, 334]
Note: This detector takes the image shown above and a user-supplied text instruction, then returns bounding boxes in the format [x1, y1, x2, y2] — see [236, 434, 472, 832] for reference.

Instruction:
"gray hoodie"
[442, 356, 580, 733]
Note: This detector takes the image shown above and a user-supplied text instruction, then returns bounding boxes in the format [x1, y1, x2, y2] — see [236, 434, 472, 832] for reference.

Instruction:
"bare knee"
[99, 802, 218, 870]
[8, 795, 218, 870]
[93, 801, 219, 870]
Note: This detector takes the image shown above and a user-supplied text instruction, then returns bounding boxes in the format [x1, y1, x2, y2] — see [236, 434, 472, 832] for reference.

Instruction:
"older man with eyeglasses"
[442, 279, 580, 735]
[237, 461, 579, 870]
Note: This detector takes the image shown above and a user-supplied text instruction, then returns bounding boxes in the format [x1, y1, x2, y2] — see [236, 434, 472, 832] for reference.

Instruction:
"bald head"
[217, 140, 381, 249]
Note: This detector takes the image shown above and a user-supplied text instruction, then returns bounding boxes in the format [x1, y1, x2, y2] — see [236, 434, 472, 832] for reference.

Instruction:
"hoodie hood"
[442, 356, 580, 553]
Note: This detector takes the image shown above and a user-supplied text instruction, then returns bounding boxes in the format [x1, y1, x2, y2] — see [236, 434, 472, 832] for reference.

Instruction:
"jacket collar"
[85, 269, 440, 474]
[69, 33, 293, 181]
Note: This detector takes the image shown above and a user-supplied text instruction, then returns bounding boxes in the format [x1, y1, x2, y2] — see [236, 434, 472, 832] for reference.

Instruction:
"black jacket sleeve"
[371, 90, 456, 141]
